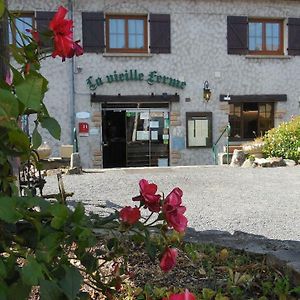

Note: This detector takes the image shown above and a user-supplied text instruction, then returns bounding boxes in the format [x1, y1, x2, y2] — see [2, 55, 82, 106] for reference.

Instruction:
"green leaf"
[20, 256, 44, 286]
[59, 266, 82, 300]
[40, 280, 63, 300]
[41, 117, 61, 140]
[145, 240, 157, 261]
[0, 89, 19, 118]
[32, 126, 42, 149]
[8, 129, 30, 151]
[0, 0, 5, 19]
[0, 197, 23, 223]
[0, 258, 7, 278]
[10, 66, 24, 85]
[71, 203, 85, 223]
[15, 73, 45, 112]
[9, 45, 26, 65]
[0, 281, 8, 300]
[7, 279, 31, 300]
[49, 203, 69, 229]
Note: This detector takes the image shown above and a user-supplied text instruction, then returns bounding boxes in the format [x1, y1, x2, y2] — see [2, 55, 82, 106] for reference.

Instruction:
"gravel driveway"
[43, 165, 300, 241]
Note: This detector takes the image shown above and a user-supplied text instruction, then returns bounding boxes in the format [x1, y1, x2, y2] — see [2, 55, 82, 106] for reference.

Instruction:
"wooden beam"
[91, 94, 180, 103]
[219, 94, 287, 103]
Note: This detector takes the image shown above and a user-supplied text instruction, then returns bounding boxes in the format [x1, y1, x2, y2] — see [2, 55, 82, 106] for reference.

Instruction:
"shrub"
[262, 116, 300, 161]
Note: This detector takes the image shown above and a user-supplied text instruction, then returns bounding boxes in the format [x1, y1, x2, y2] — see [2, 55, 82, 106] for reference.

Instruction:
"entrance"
[102, 104, 169, 168]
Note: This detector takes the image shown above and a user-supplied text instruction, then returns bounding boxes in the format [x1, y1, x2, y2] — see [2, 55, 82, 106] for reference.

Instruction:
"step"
[223, 145, 243, 154]
[218, 152, 233, 165]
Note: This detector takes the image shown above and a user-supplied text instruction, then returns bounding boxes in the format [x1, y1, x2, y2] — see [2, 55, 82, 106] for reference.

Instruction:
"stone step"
[218, 152, 233, 165]
[223, 145, 243, 154]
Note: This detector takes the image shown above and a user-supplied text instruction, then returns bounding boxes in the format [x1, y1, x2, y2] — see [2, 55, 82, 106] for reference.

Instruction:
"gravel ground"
[43, 165, 300, 241]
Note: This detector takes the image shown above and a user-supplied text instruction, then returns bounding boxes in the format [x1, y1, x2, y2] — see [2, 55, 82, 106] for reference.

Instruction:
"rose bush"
[0, 3, 192, 299]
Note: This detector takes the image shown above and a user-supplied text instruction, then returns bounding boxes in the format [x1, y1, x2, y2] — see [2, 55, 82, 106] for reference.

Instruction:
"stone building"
[7, 0, 300, 168]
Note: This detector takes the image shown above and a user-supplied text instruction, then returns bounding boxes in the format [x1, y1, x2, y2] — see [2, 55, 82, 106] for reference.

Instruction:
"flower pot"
[242, 141, 265, 158]
[37, 142, 52, 159]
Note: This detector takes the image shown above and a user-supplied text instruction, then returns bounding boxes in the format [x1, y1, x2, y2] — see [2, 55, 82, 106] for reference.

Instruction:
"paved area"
[43, 165, 300, 241]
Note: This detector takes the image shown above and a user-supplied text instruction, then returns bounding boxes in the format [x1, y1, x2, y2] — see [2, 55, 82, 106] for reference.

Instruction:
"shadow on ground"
[185, 228, 300, 285]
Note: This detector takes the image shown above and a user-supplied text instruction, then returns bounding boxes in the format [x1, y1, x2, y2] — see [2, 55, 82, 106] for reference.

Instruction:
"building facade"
[8, 0, 300, 168]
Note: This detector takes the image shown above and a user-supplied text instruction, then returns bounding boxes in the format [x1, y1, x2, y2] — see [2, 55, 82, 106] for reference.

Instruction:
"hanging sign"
[86, 69, 186, 91]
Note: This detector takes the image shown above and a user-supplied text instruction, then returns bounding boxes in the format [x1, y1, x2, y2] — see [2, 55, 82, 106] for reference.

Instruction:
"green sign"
[86, 69, 186, 91]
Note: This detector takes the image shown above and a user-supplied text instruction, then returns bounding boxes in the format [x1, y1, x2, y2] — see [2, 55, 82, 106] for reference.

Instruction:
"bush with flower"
[0, 3, 196, 299]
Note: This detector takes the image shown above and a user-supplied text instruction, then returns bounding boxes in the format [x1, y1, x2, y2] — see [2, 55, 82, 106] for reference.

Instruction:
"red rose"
[49, 6, 83, 61]
[159, 247, 178, 272]
[26, 29, 41, 45]
[162, 188, 187, 233]
[69, 40, 84, 57]
[132, 179, 161, 212]
[163, 290, 196, 300]
[119, 206, 141, 225]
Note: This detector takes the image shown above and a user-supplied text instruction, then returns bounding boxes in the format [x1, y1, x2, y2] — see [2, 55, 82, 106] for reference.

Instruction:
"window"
[229, 103, 274, 140]
[186, 112, 212, 148]
[106, 15, 148, 53]
[248, 19, 283, 55]
[9, 13, 34, 46]
[227, 16, 297, 55]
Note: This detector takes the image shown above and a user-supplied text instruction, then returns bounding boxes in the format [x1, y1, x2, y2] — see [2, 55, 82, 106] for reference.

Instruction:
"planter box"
[60, 145, 73, 158]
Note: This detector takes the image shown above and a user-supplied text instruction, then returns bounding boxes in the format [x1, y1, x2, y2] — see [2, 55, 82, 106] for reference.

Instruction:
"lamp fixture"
[203, 80, 211, 102]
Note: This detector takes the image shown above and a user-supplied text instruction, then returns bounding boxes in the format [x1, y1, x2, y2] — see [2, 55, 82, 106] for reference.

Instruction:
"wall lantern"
[203, 80, 211, 102]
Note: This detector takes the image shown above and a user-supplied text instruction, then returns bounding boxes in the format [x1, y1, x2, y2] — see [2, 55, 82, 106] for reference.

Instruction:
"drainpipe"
[68, 0, 76, 147]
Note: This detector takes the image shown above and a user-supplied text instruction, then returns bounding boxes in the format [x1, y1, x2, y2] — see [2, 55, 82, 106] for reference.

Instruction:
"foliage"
[125, 243, 300, 300]
[262, 116, 300, 161]
[0, 3, 190, 299]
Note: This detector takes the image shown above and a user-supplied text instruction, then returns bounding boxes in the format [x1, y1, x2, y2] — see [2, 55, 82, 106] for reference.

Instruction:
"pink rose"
[159, 247, 178, 272]
[162, 188, 187, 233]
[132, 179, 161, 212]
[119, 206, 141, 225]
[163, 290, 196, 300]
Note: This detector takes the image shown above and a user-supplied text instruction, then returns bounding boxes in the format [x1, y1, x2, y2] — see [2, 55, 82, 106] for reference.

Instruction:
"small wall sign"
[76, 111, 90, 119]
[78, 122, 89, 137]
[86, 69, 186, 91]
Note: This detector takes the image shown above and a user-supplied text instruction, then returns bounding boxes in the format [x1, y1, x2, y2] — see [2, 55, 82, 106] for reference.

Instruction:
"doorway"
[102, 110, 126, 168]
[102, 105, 170, 168]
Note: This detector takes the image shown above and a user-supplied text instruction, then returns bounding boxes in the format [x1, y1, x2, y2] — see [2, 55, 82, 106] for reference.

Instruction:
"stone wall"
[7, 0, 300, 167]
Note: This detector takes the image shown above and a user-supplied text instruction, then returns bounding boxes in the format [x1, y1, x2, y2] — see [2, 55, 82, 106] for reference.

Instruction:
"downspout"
[68, 0, 76, 146]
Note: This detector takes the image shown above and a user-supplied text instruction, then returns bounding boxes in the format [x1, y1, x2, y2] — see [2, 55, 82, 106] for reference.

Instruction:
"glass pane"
[13, 17, 32, 46]
[149, 111, 169, 167]
[249, 22, 262, 51]
[259, 103, 273, 136]
[229, 104, 242, 138]
[128, 19, 144, 34]
[126, 111, 150, 167]
[249, 37, 256, 51]
[128, 19, 144, 49]
[128, 34, 135, 48]
[109, 19, 125, 34]
[117, 33, 125, 48]
[109, 19, 117, 33]
[243, 103, 258, 138]
[266, 23, 279, 38]
[109, 33, 125, 48]
[266, 23, 280, 51]
[109, 19, 125, 48]
[136, 34, 144, 48]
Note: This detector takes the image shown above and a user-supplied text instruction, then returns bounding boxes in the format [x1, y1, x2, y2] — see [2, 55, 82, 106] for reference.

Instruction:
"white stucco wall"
[7, 0, 300, 167]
